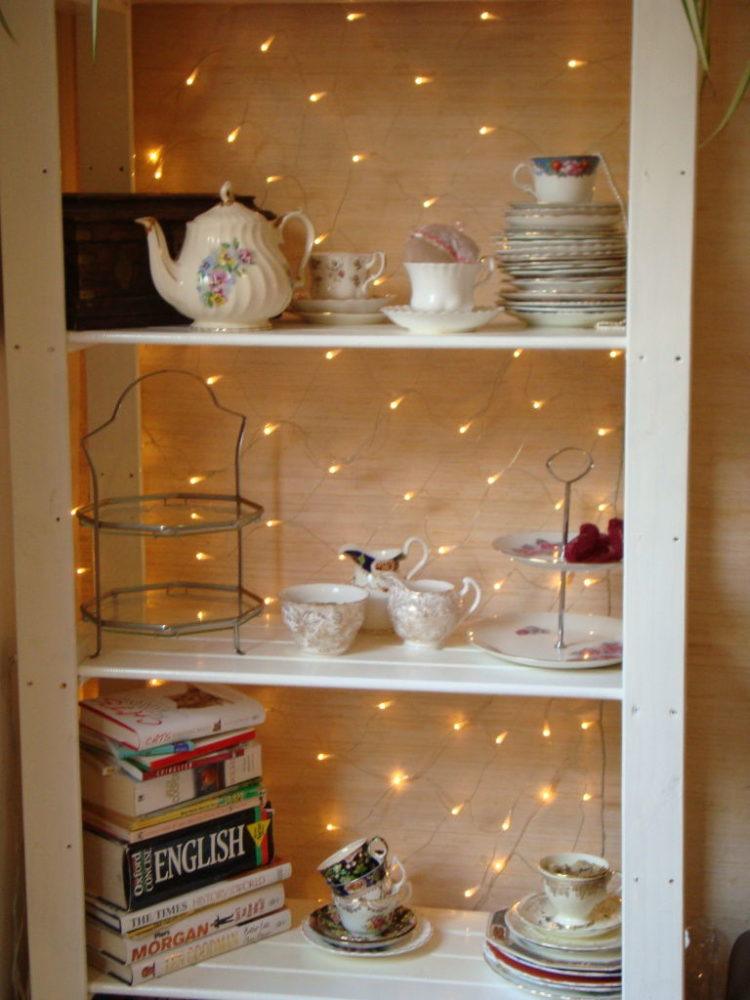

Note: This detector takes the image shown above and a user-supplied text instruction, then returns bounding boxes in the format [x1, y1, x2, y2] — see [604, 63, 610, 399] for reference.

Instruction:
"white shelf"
[67, 320, 627, 352]
[78, 618, 622, 701]
[88, 899, 522, 999]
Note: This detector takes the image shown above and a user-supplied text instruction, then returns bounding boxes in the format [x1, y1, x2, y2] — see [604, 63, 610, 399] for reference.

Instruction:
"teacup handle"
[474, 255, 496, 288]
[403, 536, 430, 579]
[278, 210, 316, 290]
[367, 835, 388, 862]
[457, 576, 482, 623]
[362, 251, 386, 294]
[388, 855, 408, 895]
[512, 162, 536, 198]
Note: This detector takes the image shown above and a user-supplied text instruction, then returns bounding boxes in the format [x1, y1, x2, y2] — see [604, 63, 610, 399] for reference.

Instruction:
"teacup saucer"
[302, 905, 431, 958]
[308, 903, 417, 948]
[297, 310, 385, 326]
[382, 305, 499, 335]
[295, 296, 393, 315]
[510, 892, 622, 940]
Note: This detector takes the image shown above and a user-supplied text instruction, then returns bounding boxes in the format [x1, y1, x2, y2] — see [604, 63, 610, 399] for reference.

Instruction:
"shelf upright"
[622, 1, 697, 997]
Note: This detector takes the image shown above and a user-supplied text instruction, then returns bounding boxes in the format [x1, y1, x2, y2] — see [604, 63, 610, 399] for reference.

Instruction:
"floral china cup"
[512, 155, 600, 205]
[333, 878, 412, 937]
[538, 852, 613, 928]
[309, 251, 386, 299]
[339, 537, 430, 631]
[386, 575, 482, 648]
[318, 836, 390, 896]
[279, 583, 367, 655]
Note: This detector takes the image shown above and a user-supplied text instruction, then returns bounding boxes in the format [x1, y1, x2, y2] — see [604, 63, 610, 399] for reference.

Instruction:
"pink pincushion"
[405, 223, 480, 264]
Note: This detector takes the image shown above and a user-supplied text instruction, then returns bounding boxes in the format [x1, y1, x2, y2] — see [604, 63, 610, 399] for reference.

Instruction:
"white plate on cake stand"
[469, 613, 622, 668]
[492, 534, 622, 574]
[382, 305, 499, 335]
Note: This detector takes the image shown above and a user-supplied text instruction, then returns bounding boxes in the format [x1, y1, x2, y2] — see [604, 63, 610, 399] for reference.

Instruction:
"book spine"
[91, 908, 291, 985]
[136, 730, 255, 772]
[84, 793, 261, 845]
[87, 883, 286, 964]
[86, 859, 292, 933]
[86, 780, 261, 832]
[139, 746, 245, 781]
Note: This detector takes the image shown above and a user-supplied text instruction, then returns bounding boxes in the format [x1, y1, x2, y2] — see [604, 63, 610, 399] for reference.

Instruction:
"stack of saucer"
[484, 852, 622, 997]
[303, 835, 431, 957]
[494, 203, 627, 328]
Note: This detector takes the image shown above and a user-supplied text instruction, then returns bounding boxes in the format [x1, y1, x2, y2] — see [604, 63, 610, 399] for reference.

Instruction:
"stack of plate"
[494, 203, 627, 328]
[484, 893, 622, 998]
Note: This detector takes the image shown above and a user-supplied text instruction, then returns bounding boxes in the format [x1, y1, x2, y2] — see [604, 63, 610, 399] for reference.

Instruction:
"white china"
[387, 575, 482, 649]
[339, 538, 430, 632]
[468, 613, 622, 668]
[492, 533, 623, 573]
[137, 181, 315, 332]
[483, 944, 621, 998]
[538, 855, 613, 929]
[302, 912, 432, 958]
[297, 311, 386, 326]
[512, 156, 600, 205]
[309, 251, 386, 299]
[405, 260, 495, 312]
[382, 305, 499, 335]
[334, 879, 412, 937]
[512, 277, 625, 293]
[279, 583, 367, 655]
[511, 307, 625, 328]
[509, 892, 622, 943]
[294, 295, 393, 314]
[487, 911, 621, 972]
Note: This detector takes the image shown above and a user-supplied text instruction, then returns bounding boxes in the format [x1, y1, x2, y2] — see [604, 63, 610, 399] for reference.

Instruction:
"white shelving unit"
[0, 1, 696, 998]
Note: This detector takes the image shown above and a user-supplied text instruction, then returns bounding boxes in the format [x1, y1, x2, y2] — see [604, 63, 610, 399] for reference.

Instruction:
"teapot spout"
[135, 216, 182, 311]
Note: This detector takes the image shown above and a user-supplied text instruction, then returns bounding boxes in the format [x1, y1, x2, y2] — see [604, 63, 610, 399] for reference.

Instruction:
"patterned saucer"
[487, 911, 621, 974]
[302, 909, 432, 958]
[308, 903, 417, 948]
[506, 894, 621, 953]
[483, 942, 622, 998]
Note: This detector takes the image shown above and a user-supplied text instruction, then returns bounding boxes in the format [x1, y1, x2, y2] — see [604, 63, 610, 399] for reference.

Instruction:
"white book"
[87, 882, 285, 965]
[89, 908, 292, 985]
[86, 859, 292, 933]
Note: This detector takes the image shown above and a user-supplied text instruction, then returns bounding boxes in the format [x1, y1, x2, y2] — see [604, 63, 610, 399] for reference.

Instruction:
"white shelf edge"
[77, 620, 623, 701]
[67, 321, 628, 352]
[88, 898, 527, 1000]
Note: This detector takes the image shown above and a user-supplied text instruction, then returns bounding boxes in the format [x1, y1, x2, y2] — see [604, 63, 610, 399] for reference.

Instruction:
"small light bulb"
[391, 771, 408, 787]
[190, 512, 202, 521]
[464, 886, 479, 898]
[532, 400, 544, 410]
[609, 349, 623, 359]
[583, 577, 597, 587]
[540, 786, 554, 803]
[451, 803, 464, 816]
[582, 792, 593, 802]
[377, 701, 393, 711]
[338, 553, 347, 561]
[188, 475, 205, 485]
[328, 464, 341, 475]
[185, 68, 198, 87]
[146, 149, 161, 164]
[316, 753, 332, 761]
[479, 10, 498, 20]
[567, 58, 587, 69]
[70, 506, 81, 516]
[453, 721, 466, 732]
[493, 857, 506, 873]
[495, 731, 508, 745]
[580, 720, 594, 731]
[513, 348, 523, 358]
[308, 91, 327, 103]
[346, 11, 365, 20]
[414, 75, 433, 86]
[403, 491, 416, 501]
[501, 814, 511, 831]
[75, 567, 88, 575]
[266, 174, 283, 184]
[264, 596, 276, 606]
[597, 427, 612, 437]
[493, 580, 504, 591]
[422, 196, 438, 208]
[597, 502, 610, 512]
[478, 125, 496, 136]
[542, 722, 551, 738]
[265, 519, 282, 527]
[372, 275, 388, 287]
[487, 473, 500, 485]
[313, 232, 330, 245]
[196, 610, 206, 622]
[147, 678, 166, 688]
[194, 551, 211, 561]
[325, 823, 338, 832]
[351, 152, 366, 163]
[437, 545, 454, 556]
[325, 349, 341, 360]
[263, 422, 279, 436]
[458, 422, 472, 434]
[205, 375, 221, 386]
[226, 127, 240, 144]
[260, 35, 275, 52]
[554, 499, 564, 511]
[153, 164, 163, 180]
[389, 396, 404, 410]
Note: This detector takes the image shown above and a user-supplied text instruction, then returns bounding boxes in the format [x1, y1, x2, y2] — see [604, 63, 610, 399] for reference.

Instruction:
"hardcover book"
[88, 907, 291, 984]
[84, 804, 274, 910]
[80, 726, 256, 772]
[86, 882, 286, 964]
[86, 859, 292, 933]
[79, 683, 265, 750]
[80, 740, 262, 815]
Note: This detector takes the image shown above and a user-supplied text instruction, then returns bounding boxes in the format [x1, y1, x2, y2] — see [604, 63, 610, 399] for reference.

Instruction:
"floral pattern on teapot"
[197, 239, 255, 307]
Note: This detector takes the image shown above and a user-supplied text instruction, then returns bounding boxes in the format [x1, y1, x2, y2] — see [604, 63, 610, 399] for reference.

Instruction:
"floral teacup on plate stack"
[302, 836, 432, 957]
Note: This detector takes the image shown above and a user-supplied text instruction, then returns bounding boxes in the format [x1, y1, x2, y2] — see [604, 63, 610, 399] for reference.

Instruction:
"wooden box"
[62, 194, 273, 330]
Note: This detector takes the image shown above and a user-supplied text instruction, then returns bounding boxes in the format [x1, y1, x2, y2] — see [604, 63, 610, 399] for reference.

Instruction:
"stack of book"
[81, 682, 291, 985]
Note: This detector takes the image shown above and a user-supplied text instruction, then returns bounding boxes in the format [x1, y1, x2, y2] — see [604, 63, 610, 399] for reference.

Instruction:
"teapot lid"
[193, 181, 260, 224]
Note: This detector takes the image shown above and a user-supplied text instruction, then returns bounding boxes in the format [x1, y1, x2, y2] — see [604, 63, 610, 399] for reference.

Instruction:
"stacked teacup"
[302, 837, 427, 956]
[495, 155, 627, 329]
[293, 250, 392, 326]
[484, 852, 622, 996]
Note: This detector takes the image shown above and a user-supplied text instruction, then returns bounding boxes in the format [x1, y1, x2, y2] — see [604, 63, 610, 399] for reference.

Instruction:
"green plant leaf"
[702, 59, 750, 145]
[0, 4, 15, 40]
[681, 0, 711, 74]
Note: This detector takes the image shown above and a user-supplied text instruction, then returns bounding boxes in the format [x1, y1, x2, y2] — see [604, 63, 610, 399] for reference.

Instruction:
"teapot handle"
[403, 536, 430, 579]
[278, 210, 315, 290]
[457, 577, 482, 623]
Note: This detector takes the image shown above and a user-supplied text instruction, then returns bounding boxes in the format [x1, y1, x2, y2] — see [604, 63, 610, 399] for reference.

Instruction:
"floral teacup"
[318, 836, 390, 897]
[512, 155, 600, 204]
[333, 877, 412, 937]
[309, 251, 386, 299]
[538, 852, 613, 927]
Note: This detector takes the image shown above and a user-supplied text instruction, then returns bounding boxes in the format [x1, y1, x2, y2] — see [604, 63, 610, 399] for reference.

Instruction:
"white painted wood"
[0, 1, 88, 996]
[89, 899, 522, 999]
[67, 323, 628, 351]
[77, 619, 622, 700]
[622, 2, 697, 998]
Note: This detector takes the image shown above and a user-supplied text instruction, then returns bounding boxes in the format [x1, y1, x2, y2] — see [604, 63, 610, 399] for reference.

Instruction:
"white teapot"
[137, 181, 315, 331]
